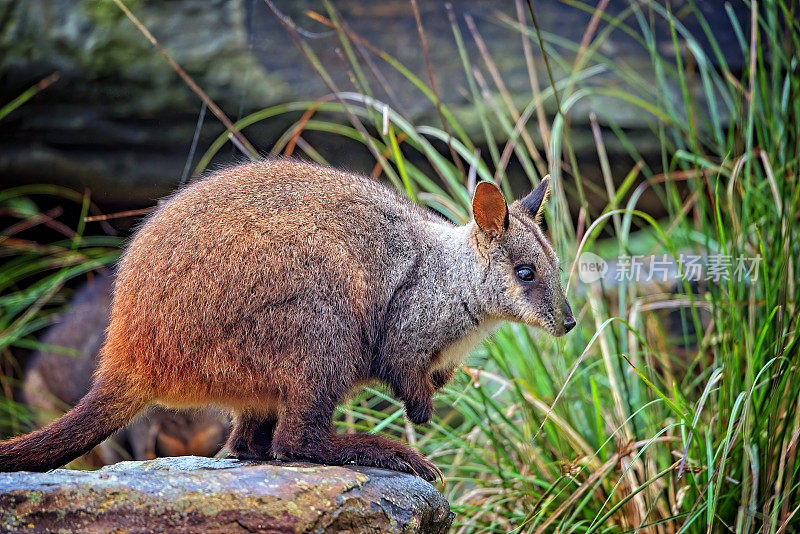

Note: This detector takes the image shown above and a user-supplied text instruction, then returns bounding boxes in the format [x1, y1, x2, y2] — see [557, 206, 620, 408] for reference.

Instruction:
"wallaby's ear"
[521, 175, 551, 223]
[472, 181, 508, 239]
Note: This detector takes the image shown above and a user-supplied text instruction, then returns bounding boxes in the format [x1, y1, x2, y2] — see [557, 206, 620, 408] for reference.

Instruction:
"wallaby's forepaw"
[430, 368, 454, 390]
[404, 396, 434, 425]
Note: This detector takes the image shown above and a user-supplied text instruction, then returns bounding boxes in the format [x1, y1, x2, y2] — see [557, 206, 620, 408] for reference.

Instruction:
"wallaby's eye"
[515, 265, 536, 283]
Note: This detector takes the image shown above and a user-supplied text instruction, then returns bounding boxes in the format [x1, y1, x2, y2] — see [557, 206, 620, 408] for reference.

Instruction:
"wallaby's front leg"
[383, 366, 435, 425]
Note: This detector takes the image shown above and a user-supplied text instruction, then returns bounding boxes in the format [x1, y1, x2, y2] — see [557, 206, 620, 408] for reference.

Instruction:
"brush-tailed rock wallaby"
[22, 273, 230, 466]
[0, 159, 575, 480]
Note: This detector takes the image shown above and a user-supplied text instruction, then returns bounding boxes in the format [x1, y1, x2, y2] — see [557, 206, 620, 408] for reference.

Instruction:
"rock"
[0, 456, 453, 533]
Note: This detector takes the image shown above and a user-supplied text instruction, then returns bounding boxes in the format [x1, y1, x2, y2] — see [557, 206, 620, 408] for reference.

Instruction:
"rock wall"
[0, 0, 747, 207]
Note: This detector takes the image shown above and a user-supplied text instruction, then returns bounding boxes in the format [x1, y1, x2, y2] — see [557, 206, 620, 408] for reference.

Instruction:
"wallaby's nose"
[563, 301, 576, 333]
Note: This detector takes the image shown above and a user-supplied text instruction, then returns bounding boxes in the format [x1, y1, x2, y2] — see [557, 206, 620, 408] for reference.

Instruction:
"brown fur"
[0, 159, 574, 479]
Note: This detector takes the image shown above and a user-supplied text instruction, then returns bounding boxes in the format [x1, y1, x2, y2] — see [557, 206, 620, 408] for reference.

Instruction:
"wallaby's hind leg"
[227, 413, 278, 460]
[270, 392, 441, 482]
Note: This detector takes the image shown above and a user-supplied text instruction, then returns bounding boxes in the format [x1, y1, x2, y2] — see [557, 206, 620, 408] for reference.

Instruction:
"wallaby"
[0, 159, 575, 480]
[22, 272, 230, 466]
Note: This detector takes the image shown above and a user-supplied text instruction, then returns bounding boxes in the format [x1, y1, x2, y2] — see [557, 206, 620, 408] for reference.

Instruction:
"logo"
[578, 252, 608, 283]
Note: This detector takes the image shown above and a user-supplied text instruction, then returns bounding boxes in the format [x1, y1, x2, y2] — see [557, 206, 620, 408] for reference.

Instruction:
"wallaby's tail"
[0, 381, 145, 472]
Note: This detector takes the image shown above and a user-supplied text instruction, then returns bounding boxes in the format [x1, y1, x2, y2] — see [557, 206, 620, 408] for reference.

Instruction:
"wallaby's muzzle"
[563, 301, 576, 334]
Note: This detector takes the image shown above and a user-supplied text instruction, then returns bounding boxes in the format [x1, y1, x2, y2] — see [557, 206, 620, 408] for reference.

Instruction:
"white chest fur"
[432, 319, 502, 371]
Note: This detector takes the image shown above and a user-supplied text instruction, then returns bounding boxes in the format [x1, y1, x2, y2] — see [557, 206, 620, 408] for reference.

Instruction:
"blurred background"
[1, 1, 798, 532]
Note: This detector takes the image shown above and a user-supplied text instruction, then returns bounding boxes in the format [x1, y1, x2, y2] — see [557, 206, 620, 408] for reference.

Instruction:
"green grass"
[3, 0, 798, 531]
